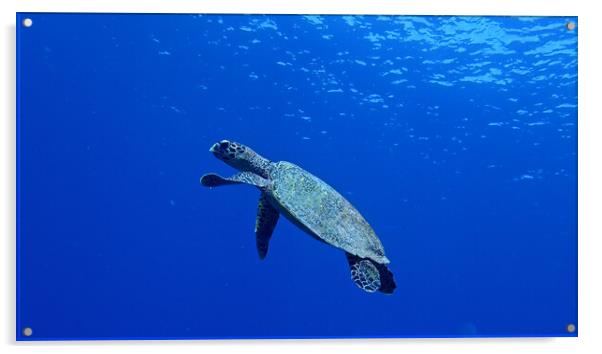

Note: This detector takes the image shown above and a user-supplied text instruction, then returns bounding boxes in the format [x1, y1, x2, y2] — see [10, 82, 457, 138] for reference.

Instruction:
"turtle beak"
[209, 143, 218, 153]
[210, 140, 231, 154]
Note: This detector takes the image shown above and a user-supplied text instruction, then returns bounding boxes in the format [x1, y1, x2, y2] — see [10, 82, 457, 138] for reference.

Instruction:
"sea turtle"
[200, 140, 396, 294]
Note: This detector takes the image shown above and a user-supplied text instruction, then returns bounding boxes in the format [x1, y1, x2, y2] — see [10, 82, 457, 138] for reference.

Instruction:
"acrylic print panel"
[16, 13, 578, 340]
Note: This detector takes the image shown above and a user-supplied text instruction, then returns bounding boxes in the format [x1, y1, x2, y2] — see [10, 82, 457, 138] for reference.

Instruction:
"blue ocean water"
[17, 14, 577, 340]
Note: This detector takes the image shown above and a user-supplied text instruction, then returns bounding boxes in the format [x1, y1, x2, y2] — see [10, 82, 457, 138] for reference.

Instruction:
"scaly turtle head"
[209, 140, 271, 178]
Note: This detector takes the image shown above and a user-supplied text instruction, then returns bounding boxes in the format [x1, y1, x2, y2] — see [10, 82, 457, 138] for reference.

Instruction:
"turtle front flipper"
[201, 172, 268, 188]
[346, 253, 396, 294]
[255, 193, 279, 259]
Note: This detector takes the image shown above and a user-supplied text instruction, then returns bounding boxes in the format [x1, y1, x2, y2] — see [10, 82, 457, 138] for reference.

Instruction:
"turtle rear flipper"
[346, 253, 396, 294]
[255, 193, 279, 259]
[201, 172, 268, 188]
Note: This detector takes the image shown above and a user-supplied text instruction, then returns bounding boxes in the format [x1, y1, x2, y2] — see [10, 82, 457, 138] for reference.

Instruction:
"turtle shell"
[267, 161, 390, 265]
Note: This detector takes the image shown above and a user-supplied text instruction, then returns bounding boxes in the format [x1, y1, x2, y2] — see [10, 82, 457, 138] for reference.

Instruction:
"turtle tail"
[346, 253, 396, 294]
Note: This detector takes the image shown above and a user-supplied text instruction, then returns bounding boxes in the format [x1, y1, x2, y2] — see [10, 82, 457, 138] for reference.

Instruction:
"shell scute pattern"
[269, 161, 389, 264]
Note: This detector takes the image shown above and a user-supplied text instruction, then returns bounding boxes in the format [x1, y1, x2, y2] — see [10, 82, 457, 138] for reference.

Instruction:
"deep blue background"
[17, 14, 577, 339]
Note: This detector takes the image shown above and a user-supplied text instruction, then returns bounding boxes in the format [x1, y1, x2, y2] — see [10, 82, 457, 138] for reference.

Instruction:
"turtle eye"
[219, 141, 229, 149]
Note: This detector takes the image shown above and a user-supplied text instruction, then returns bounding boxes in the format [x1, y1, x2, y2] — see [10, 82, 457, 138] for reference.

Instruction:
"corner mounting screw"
[22, 327, 33, 337]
